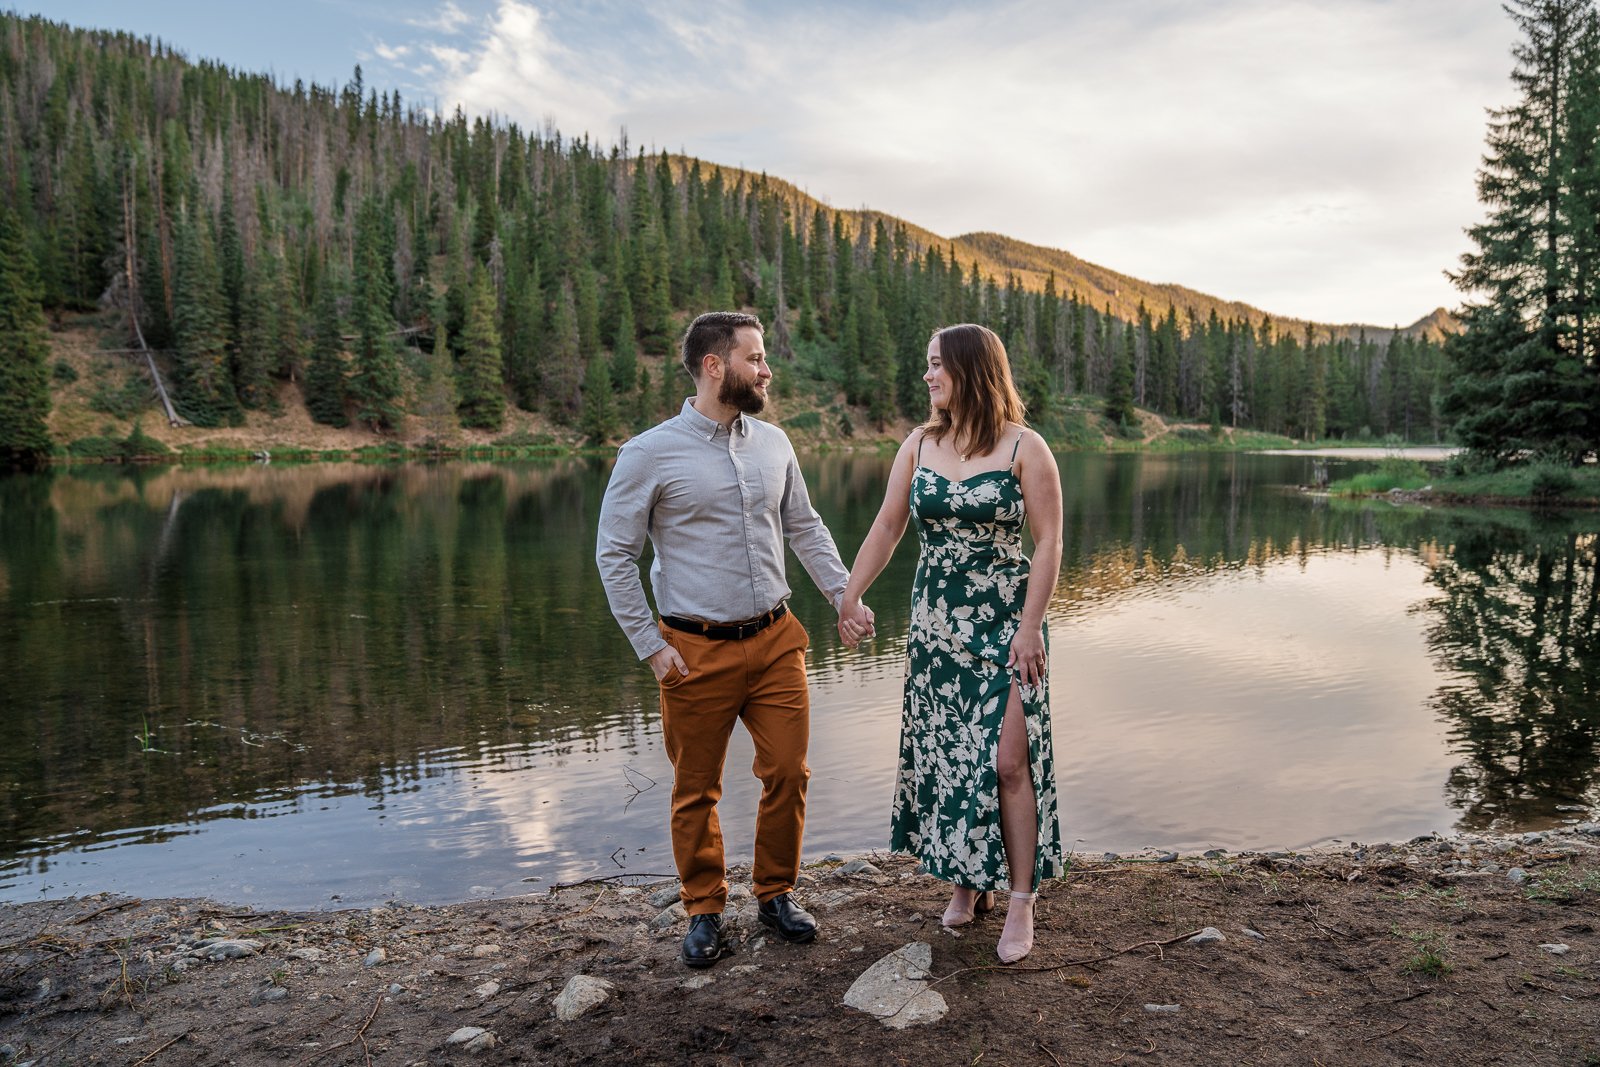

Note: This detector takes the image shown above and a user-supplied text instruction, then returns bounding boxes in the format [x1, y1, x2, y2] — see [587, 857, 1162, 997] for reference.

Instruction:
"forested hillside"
[0, 12, 1451, 459]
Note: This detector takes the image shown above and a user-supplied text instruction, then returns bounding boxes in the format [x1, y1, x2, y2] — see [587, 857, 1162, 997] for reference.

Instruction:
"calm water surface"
[1, 452, 1596, 908]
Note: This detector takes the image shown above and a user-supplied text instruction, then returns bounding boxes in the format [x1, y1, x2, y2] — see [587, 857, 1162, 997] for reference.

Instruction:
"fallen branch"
[1360, 1022, 1409, 1044]
[70, 898, 143, 925]
[302, 992, 384, 1067]
[545, 873, 675, 894]
[131, 1031, 187, 1066]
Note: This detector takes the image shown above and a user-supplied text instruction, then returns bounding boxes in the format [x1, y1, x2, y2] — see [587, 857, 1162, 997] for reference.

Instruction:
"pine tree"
[171, 199, 240, 427]
[580, 348, 617, 443]
[458, 265, 506, 430]
[304, 276, 348, 427]
[0, 208, 53, 466]
[417, 299, 459, 418]
[544, 280, 583, 422]
[348, 197, 403, 431]
[1445, 0, 1598, 462]
[610, 290, 639, 392]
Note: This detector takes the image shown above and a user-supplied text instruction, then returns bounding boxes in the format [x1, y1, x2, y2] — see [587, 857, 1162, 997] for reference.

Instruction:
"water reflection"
[1420, 513, 1600, 829]
[0, 454, 1596, 908]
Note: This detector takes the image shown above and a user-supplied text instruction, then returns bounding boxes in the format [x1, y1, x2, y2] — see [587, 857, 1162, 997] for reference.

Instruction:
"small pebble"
[363, 948, 387, 968]
[1143, 1003, 1180, 1013]
[1507, 867, 1528, 885]
[841, 859, 883, 876]
[1242, 928, 1265, 941]
[471, 944, 502, 958]
[1188, 927, 1225, 945]
[1539, 943, 1571, 955]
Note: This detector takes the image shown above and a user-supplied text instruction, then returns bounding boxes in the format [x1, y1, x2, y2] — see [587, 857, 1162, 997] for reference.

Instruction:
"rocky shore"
[2, 825, 1597, 1065]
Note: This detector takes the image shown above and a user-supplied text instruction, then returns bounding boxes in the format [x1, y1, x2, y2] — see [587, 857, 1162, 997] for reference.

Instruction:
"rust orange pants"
[656, 611, 811, 915]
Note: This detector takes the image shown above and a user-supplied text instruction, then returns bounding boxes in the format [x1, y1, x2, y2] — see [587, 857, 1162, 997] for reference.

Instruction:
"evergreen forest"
[0, 12, 1457, 465]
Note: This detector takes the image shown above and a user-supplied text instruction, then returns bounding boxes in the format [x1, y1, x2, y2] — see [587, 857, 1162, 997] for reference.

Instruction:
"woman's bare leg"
[996, 686, 1038, 961]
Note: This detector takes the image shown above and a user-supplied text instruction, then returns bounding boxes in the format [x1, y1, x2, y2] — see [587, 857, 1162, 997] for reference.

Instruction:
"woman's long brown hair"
[921, 323, 1027, 460]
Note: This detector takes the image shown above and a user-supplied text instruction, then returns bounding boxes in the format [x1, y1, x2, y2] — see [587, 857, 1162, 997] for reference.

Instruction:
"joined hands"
[837, 598, 876, 649]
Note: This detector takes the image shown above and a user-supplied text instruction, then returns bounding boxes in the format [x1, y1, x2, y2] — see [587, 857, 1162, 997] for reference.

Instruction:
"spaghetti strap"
[916, 428, 928, 465]
[1007, 430, 1024, 469]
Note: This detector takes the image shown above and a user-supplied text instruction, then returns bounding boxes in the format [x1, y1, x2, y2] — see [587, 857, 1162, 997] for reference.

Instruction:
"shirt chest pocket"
[752, 460, 788, 515]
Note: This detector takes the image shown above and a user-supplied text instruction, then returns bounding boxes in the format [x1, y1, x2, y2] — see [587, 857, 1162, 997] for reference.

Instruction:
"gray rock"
[1143, 1003, 1181, 1013]
[191, 939, 262, 961]
[1556, 805, 1589, 812]
[1242, 928, 1266, 941]
[445, 1026, 498, 1052]
[1203, 849, 1227, 859]
[474, 980, 501, 999]
[363, 947, 387, 968]
[650, 902, 688, 930]
[1539, 943, 1571, 955]
[1188, 927, 1226, 945]
[727, 884, 754, 903]
[1409, 834, 1439, 845]
[470, 944, 501, 958]
[841, 859, 883, 876]
[681, 973, 714, 990]
[823, 853, 846, 863]
[1433, 841, 1455, 854]
[554, 975, 615, 1021]
[1102, 852, 1121, 862]
[387, 983, 404, 996]
[1507, 867, 1529, 885]
[842, 942, 948, 1029]
[1521, 831, 1545, 845]
[1155, 851, 1179, 863]
[286, 946, 325, 962]
[647, 884, 682, 909]
[0, 1044, 15, 1064]
[251, 985, 289, 1005]
[1573, 822, 1600, 836]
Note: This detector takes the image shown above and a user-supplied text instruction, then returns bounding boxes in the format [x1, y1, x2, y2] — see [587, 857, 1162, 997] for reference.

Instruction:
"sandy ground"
[2, 827, 1597, 1066]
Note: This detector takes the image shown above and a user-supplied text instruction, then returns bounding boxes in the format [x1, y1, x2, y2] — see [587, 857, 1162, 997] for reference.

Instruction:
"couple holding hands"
[597, 312, 1063, 969]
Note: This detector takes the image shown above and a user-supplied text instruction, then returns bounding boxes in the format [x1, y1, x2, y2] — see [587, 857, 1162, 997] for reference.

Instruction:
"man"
[596, 311, 868, 968]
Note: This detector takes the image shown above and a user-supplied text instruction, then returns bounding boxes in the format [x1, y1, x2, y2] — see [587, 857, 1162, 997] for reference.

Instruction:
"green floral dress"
[889, 441, 1064, 890]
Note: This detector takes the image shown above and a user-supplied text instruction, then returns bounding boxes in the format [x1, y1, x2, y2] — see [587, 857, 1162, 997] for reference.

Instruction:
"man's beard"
[719, 369, 766, 414]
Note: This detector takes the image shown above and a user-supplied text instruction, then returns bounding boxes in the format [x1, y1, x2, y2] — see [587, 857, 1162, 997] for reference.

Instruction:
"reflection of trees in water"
[1420, 516, 1600, 830]
[0, 462, 656, 858]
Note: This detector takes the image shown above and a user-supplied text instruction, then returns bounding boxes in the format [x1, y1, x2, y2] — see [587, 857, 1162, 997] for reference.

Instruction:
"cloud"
[405, 0, 473, 35]
[371, 0, 1515, 324]
[373, 41, 411, 61]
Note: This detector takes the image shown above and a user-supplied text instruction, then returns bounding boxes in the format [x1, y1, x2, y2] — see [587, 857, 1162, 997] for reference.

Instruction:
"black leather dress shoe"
[681, 913, 727, 968]
[757, 892, 818, 943]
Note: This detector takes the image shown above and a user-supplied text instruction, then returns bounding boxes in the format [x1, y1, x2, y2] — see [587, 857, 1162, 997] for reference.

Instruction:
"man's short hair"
[680, 311, 763, 380]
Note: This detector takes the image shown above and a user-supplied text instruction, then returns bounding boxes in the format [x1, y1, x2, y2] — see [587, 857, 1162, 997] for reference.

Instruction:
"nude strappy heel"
[941, 888, 996, 928]
[996, 892, 1036, 963]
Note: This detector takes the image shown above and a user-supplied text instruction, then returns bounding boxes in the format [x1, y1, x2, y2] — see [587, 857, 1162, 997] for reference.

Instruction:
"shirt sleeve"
[596, 440, 670, 661]
[778, 440, 850, 611]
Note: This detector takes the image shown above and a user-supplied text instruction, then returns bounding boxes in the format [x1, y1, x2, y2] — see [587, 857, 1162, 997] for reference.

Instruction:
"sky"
[36, 0, 1520, 327]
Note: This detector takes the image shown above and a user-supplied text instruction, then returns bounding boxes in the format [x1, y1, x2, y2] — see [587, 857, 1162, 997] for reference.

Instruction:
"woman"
[839, 323, 1064, 964]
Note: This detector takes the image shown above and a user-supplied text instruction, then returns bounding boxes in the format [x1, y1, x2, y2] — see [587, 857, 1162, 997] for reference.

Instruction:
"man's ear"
[700, 352, 723, 381]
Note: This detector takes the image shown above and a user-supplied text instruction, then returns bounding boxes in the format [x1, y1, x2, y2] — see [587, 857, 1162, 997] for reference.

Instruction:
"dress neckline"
[915, 464, 1018, 488]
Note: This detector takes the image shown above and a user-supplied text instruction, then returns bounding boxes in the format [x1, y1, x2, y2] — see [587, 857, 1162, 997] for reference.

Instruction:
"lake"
[1, 452, 1596, 909]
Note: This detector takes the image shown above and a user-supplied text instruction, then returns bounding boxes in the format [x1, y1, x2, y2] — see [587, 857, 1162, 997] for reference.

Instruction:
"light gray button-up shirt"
[596, 399, 850, 661]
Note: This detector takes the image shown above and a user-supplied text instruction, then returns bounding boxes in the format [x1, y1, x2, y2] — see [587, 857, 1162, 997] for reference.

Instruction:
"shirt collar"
[678, 397, 747, 441]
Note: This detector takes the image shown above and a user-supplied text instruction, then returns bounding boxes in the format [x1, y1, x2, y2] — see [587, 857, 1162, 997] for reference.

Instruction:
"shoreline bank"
[3, 825, 1596, 1065]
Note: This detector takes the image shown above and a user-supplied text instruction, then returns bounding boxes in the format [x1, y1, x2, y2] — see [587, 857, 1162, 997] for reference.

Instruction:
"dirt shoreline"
[2, 827, 1597, 1066]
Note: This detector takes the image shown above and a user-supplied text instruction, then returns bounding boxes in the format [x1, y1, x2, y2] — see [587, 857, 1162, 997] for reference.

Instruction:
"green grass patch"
[1330, 457, 1432, 495]
[1393, 927, 1452, 977]
[783, 410, 823, 432]
[1435, 461, 1600, 504]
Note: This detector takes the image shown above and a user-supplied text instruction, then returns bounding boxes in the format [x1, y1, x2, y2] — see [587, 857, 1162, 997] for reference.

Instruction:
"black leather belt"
[662, 604, 788, 640]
